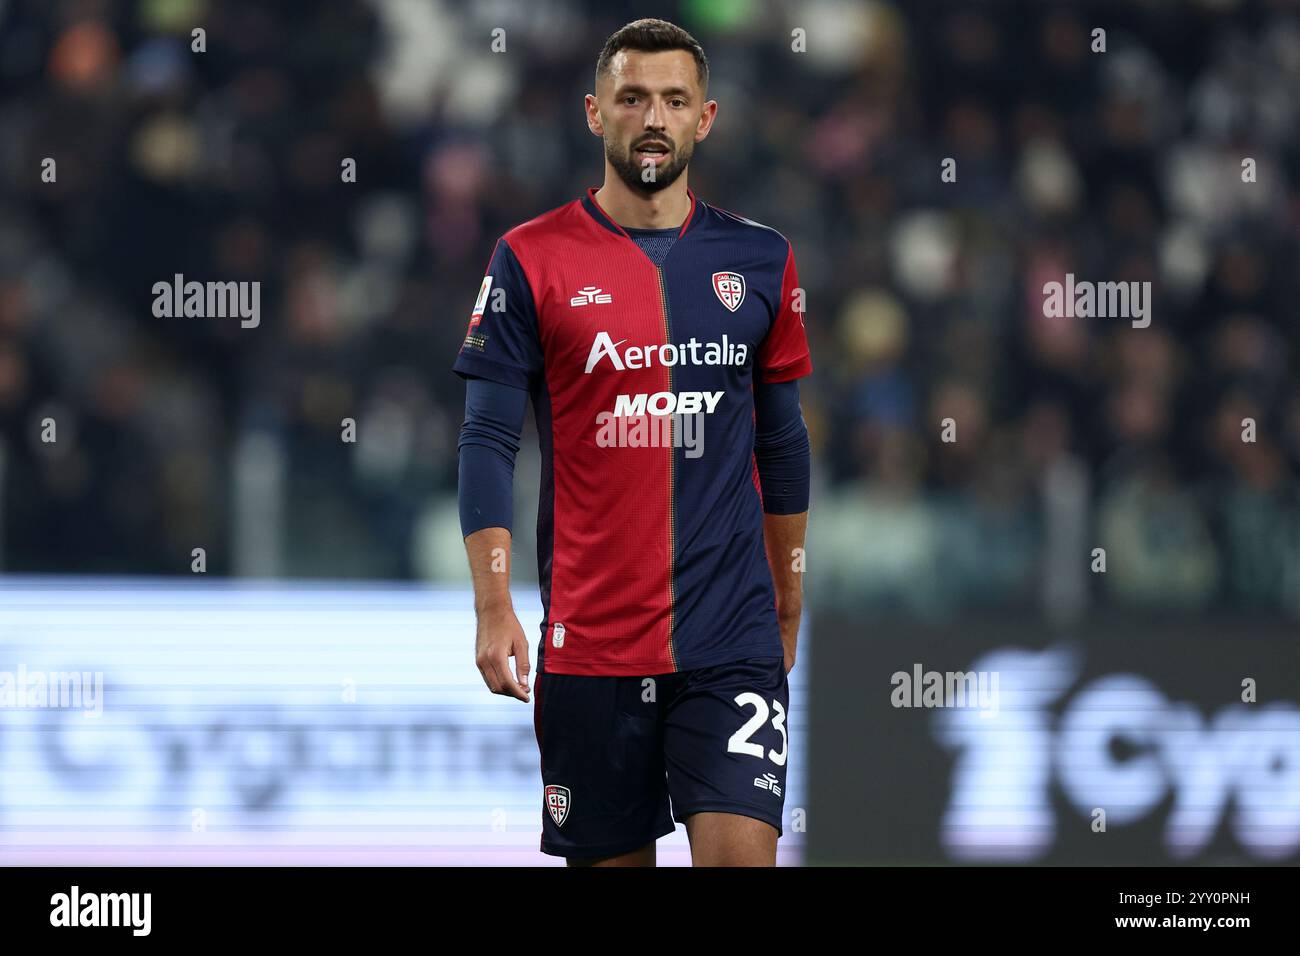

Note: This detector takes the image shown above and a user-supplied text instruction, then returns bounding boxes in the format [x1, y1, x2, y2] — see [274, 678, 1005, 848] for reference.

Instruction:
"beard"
[606, 135, 693, 195]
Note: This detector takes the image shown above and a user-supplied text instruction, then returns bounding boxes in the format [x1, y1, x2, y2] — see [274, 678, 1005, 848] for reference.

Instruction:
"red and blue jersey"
[454, 187, 812, 676]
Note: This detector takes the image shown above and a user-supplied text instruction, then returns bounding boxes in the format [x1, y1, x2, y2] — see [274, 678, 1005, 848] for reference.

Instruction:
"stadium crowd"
[0, 0, 1296, 616]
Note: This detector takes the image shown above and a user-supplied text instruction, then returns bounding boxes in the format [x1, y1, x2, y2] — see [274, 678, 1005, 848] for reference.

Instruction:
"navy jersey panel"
[656, 206, 801, 669]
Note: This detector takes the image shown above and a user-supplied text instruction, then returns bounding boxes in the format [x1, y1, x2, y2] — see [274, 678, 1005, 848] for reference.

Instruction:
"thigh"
[534, 669, 675, 860]
[663, 657, 789, 837]
[565, 842, 657, 867]
[684, 811, 777, 866]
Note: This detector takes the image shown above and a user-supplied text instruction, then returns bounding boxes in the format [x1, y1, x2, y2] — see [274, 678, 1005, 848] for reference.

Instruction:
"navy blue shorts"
[532, 655, 789, 860]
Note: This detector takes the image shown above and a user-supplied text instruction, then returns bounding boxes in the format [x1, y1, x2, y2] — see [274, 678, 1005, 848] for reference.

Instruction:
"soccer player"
[455, 18, 811, 866]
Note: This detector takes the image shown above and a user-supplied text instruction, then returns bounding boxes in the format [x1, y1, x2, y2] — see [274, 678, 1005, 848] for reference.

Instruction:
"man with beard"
[454, 18, 812, 866]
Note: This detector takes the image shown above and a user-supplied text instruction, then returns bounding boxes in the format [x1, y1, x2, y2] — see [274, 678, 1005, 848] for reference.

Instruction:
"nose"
[644, 101, 667, 132]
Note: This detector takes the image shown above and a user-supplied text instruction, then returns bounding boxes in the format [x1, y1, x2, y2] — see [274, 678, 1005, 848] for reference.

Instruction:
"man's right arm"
[453, 235, 545, 700]
[459, 375, 532, 701]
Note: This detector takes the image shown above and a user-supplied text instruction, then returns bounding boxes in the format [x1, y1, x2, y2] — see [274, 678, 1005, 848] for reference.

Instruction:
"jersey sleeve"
[452, 237, 544, 390]
[458, 376, 529, 537]
[756, 240, 813, 383]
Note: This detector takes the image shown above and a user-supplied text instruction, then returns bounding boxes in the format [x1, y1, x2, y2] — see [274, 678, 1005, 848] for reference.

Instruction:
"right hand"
[474, 606, 532, 702]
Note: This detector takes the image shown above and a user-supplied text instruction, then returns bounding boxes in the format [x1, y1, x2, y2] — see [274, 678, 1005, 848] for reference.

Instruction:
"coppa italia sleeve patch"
[463, 275, 493, 351]
[472, 275, 493, 319]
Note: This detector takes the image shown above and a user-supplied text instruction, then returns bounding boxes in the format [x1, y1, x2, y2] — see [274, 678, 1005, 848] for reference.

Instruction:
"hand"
[475, 606, 531, 701]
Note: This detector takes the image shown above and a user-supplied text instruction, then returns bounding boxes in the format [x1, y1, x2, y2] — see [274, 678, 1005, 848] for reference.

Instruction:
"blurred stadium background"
[0, 0, 1296, 865]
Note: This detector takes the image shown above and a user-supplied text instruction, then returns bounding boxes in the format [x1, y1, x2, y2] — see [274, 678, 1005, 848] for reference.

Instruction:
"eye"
[623, 95, 638, 105]
[671, 99, 686, 108]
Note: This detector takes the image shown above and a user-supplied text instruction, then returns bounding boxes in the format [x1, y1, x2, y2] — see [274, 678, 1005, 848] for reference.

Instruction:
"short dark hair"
[596, 18, 709, 91]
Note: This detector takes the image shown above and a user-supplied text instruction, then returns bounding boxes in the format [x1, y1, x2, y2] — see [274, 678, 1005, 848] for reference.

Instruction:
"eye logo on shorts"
[545, 785, 571, 826]
[712, 271, 746, 312]
[753, 772, 782, 797]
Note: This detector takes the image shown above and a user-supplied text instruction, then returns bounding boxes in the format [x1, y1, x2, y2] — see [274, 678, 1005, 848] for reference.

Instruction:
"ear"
[584, 93, 604, 136]
[694, 99, 718, 143]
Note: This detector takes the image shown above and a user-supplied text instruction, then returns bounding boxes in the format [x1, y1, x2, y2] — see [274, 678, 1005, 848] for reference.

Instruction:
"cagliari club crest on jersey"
[545, 785, 571, 826]
[711, 271, 746, 312]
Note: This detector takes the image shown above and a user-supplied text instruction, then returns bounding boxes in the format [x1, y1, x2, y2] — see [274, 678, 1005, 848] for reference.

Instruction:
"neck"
[593, 171, 692, 230]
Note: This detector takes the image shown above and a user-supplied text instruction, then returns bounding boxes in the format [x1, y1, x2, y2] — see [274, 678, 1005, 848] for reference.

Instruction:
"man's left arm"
[753, 378, 810, 673]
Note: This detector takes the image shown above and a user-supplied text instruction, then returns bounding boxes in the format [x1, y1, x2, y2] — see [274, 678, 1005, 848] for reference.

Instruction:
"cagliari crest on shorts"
[545, 785, 571, 826]
[711, 271, 746, 312]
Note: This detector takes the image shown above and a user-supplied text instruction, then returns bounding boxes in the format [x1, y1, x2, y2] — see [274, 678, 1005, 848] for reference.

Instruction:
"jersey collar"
[581, 186, 701, 241]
